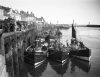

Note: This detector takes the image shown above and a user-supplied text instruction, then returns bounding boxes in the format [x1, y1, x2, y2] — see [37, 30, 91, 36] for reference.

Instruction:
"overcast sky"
[0, 0, 100, 25]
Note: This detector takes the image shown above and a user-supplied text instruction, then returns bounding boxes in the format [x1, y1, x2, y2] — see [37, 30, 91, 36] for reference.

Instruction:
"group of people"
[0, 17, 36, 33]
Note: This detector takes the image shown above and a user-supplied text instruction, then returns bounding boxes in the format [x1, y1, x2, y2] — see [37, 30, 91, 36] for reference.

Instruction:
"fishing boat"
[68, 20, 91, 61]
[24, 38, 48, 68]
[48, 40, 69, 64]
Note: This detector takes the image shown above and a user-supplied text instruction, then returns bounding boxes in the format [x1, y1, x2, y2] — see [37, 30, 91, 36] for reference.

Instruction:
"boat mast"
[72, 19, 76, 38]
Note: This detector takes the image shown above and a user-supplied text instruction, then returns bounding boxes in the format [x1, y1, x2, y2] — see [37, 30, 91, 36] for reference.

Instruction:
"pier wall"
[0, 27, 37, 77]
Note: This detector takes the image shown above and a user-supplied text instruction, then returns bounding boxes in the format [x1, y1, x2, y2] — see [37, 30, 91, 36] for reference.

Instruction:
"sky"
[0, 0, 100, 25]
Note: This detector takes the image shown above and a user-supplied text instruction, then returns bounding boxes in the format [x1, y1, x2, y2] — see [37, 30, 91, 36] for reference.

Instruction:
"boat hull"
[69, 48, 91, 61]
[24, 45, 47, 68]
[48, 48, 69, 64]
[25, 58, 48, 77]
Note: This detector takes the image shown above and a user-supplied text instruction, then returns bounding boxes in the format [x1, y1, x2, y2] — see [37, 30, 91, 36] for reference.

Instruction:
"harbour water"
[21, 27, 100, 77]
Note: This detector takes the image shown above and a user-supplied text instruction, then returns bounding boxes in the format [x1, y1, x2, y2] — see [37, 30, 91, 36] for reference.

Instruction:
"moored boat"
[68, 20, 91, 62]
[48, 40, 69, 64]
[24, 38, 48, 68]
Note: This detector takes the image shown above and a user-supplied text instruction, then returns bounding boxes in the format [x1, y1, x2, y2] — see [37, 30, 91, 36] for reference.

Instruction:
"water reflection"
[70, 60, 75, 74]
[40, 62, 58, 77]
[70, 58, 91, 73]
[48, 58, 70, 76]
[25, 59, 48, 77]
[24, 57, 91, 77]
[19, 28, 100, 77]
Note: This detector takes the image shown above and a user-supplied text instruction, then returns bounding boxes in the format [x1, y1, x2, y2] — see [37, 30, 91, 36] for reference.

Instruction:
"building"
[20, 11, 27, 21]
[35, 17, 45, 25]
[14, 10, 21, 21]
[26, 12, 35, 22]
[0, 6, 21, 21]
[0, 5, 10, 20]
[20, 11, 36, 23]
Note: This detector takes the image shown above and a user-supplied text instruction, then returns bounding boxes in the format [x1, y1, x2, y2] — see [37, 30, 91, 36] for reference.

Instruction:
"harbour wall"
[0, 27, 37, 77]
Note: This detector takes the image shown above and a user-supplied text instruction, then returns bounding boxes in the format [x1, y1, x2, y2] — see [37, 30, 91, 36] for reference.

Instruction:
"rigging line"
[88, 28, 94, 47]
[24, 51, 34, 57]
[68, 46, 81, 60]
[76, 25, 83, 42]
[65, 50, 81, 75]
[69, 50, 80, 60]
[24, 56, 35, 62]
[24, 56, 47, 66]
[67, 44, 81, 60]
[61, 47, 81, 69]
[49, 50, 56, 55]
[75, 24, 80, 39]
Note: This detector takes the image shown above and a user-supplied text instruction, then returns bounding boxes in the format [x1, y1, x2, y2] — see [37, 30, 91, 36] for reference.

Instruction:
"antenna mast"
[73, 19, 74, 25]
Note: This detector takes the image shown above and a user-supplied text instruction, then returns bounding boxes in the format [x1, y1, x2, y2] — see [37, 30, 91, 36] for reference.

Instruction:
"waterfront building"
[0, 5, 10, 20]
[36, 17, 45, 24]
